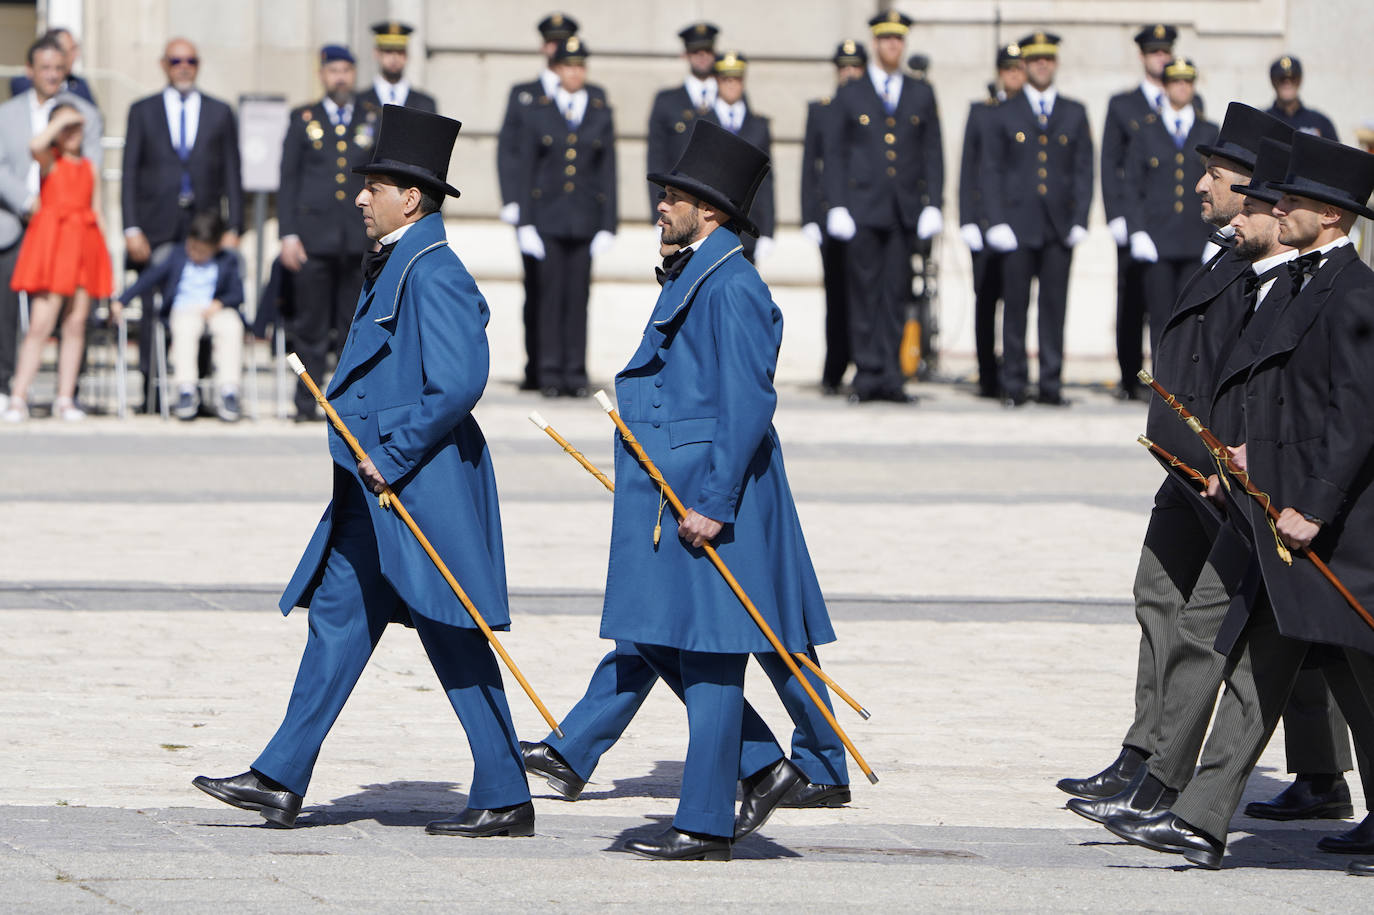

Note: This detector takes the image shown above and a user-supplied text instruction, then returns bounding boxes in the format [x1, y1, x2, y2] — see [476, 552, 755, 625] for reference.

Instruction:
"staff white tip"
[286, 353, 306, 376]
[528, 410, 550, 431]
[593, 389, 614, 413]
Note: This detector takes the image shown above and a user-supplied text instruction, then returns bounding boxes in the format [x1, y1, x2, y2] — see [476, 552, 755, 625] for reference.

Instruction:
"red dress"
[10, 154, 112, 297]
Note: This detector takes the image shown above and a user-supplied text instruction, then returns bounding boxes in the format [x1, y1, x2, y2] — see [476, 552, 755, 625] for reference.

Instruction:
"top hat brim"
[353, 161, 461, 198]
[1194, 141, 1256, 172]
[1266, 179, 1374, 221]
[647, 170, 760, 236]
[1232, 182, 1282, 205]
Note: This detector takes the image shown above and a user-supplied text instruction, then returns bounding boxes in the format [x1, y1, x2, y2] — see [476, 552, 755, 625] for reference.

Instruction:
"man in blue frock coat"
[193, 106, 533, 837]
[604, 120, 842, 861]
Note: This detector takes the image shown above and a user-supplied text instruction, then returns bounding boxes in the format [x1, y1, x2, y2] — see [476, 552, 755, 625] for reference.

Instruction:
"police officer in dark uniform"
[514, 36, 616, 398]
[1266, 55, 1339, 140]
[1103, 24, 1178, 401]
[1122, 58, 1218, 362]
[802, 40, 867, 395]
[278, 45, 380, 421]
[646, 22, 719, 222]
[703, 51, 773, 264]
[820, 10, 944, 404]
[498, 13, 585, 391]
[959, 42, 1025, 398]
[980, 31, 1093, 407]
[357, 22, 437, 112]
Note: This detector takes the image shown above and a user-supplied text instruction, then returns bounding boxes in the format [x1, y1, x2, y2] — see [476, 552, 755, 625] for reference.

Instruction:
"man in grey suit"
[0, 33, 103, 411]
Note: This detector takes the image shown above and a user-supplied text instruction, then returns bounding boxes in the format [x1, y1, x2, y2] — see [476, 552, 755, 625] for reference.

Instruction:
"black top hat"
[833, 39, 867, 68]
[371, 21, 414, 51]
[678, 22, 719, 53]
[647, 119, 770, 236]
[552, 36, 589, 65]
[1233, 138, 1292, 205]
[352, 104, 462, 198]
[869, 10, 913, 37]
[1268, 132, 1374, 220]
[538, 13, 579, 42]
[1195, 102, 1294, 171]
[1133, 24, 1177, 52]
[996, 43, 1022, 69]
[1270, 55, 1302, 82]
[1017, 31, 1061, 59]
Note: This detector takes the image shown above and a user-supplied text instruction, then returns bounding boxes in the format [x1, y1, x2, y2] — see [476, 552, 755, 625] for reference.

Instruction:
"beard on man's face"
[662, 207, 701, 247]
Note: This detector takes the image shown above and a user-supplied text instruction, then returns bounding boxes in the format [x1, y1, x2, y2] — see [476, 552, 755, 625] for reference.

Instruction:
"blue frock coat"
[600, 227, 836, 654]
[279, 213, 510, 630]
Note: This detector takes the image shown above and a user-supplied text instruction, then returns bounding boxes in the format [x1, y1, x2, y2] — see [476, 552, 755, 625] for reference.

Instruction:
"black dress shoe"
[1104, 811, 1225, 869]
[192, 770, 302, 827]
[880, 389, 919, 404]
[520, 740, 586, 801]
[1056, 746, 1148, 799]
[1245, 773, 1353, 821]
[778, 781, 851, 809]
[1066, 771, 1177, 826]
[623, 826, 731, 861]
[820, 383, 840, 396]
[1318, 813, 1374, 854]
[1036, 392, 1071, 407]
[566, 386, 590, 398]
[1349, 860, 1374, 876]
[426, 801, 535, 837]
[734, 758, 804, 840]
[1002, 392, 1028, 408]
[540, 386, 562, 399]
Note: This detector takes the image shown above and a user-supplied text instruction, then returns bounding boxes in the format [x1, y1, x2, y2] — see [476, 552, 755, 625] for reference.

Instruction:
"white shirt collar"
[539, 68, 560, 98]
[1024, 84, 1057, 113]
[1316, 236, 1352, 259]
[868, 63, 902, 102]
[684, 74, 716, 110]
[373, 76, 409, 106]
[1251, 248, 1299, 275]
[162, 86, 201, 149]
[379, 222, 415, 246]
[713, 98, 746, 129]
[1163, 102, 1195, 136]
[1139, 80, 1164, 110]
[555, 87, 589, 126]
[322, 96, 353, 123]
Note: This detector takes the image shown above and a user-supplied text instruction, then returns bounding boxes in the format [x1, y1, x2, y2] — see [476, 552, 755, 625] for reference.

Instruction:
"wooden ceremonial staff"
[1137, 435, 1208, 491]
[591, 391, 879, 783]
[1138, 369, 1374, 633]
[527, 410, 872, 721]
[287, 353, 565, 737]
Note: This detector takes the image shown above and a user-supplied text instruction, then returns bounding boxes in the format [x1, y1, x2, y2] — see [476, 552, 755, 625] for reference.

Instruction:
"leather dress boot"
[1245, 773, 1354, 821]
[1105, 811, 1225, 869]
[426, 801, 535, 837]
[1318, 813, 1374, 854]
[1066, 770, 1177, 826]
[1056, 746, 1148, 799]
[520, 740, 587, 801]
[734, 758, 804, 840]
[624, 826, 731, 861]
[1349, 861, 1374, 876]
[778, 781, 852, 809]
[192, 770, 302, 827]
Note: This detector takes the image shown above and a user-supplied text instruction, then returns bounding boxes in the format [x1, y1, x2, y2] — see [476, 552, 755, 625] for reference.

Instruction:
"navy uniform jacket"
[958, 96, 999, 230]
[121, 91, 244, 246]
[980, 91, 1094, 248]
[646, 84, 709, 220]
[1266, 102, 1339, 141]
[516, 89, 617, 241]
[1101, 88, 1154, 229]
[280, 213, 510, 630]
[277, 98, 380, 256]
[117, 246, 245, 321]
[703, 106, 774, 240]
[500, 77, 607, 213]
[601, 227, 836, 654]
[799, 97, 835, 229]
[357, 86, 437, 113]
[1215, 245, 1374, 657]
[1124, 112, 1219, 260]
[820, 73, 944, 231]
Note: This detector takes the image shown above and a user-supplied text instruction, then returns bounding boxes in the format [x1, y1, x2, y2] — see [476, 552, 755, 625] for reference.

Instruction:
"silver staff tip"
[528, 410, 549, 430]
[286, 353, 305, 376]
[593, 389, 614, 413]
[866, 771, 880, 785]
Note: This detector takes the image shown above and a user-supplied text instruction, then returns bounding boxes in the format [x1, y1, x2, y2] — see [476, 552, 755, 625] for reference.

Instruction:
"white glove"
[517, 224, 545, 260]
[916, 206, 943, 241]
[590, 230, 615, 258]
[959, 223, 984, 252]
[801, 222, 823, 247]
[826, 207, 857, 241]
[499, 202, 520, 226]
[1108, 216, 1129, 247]
[985, 223, 1017, 252]
[753, 236, 775, 263]
[1201, 241, 1222, 265]
[1130, 230, 1159, 263]
[1066, 225, 1089, 249]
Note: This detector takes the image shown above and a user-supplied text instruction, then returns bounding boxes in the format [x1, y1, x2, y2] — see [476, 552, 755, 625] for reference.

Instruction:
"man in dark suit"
[704, 51, 773, 264]
[1102, 24, 1177, 401]
[959, 42, 1025, 399]
[1266, 55, 1339, 140]
[356, 22, 437, 113]
[820, 10, 944, 404]
[1108, 133, 1374, 870]
[801, 40, 867, 395]
[512, 36, 616, 397]
[9, 27, 96, 105]
[498, 13, 582, 391]
[980, 31, 1092, 407]
[121, 37, 243, 411]
[646, 22, 719, 223]
[278, 45, 380, 422]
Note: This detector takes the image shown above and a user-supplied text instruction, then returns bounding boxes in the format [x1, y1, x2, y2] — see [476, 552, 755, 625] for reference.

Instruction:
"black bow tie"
[1287, 250, 1322, 293]
[362, 242, 397, 287]
[654, 246, 695, 286]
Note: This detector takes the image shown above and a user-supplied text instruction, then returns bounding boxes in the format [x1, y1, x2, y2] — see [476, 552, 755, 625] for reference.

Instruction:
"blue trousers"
[545, 643, 849, 787]
[253, 479, 530, 809]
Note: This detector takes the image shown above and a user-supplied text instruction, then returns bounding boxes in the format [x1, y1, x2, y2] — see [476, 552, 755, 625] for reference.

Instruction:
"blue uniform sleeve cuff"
[694, 486, 738, 524]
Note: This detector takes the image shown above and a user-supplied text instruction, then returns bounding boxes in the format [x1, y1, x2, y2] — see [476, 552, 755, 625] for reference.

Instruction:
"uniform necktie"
[1287, 250, 1322, 295]
[1173, 119, 1188, 150]
[884, 76, 897, 114]
[1038, 98, 1050, 127]
[177, 96, 193, 199]
[361, 241, 397, 288]
[654, 247, 695, 286]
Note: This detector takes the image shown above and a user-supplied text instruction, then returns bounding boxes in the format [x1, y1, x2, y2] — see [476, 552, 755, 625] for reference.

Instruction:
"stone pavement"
[0, 376, 1369, 911]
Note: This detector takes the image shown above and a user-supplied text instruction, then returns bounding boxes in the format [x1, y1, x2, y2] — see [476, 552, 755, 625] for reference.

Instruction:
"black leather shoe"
[540, 386, 562, 399]
[192, 770, 302, 827]
[778, 781, 852, 809]
[521, 740, 586, 801]
[1066, 771, 1177, 826]
[1318, 813, 1374, 854]
[1349, 861, 1374, 876]
[426, 801, 535, 837]
[1105, 811, 1225, 869]
[1002, 393, 1028, 408]
[1245, 774, 1354, 821]
[1036, 392, 1071, 407]
[1057, 747, 1148, 799]
[734, 758, 804, 840]
[624, 826, 731, 861]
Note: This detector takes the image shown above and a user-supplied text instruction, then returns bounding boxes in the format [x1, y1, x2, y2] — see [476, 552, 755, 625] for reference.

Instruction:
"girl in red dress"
[5, 103, 112, 421]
